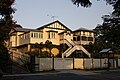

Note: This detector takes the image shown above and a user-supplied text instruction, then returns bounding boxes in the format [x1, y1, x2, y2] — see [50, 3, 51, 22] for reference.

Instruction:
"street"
[2, 70, 120, 80]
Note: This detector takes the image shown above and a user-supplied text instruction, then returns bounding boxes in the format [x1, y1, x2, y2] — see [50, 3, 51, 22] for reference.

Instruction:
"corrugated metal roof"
[99, 48, 112, 53]
[73, 27, 93, 32]
[14, 27, 41, 32]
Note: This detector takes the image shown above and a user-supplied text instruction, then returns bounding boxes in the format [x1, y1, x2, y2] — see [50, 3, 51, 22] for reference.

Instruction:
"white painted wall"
[35, 58, 120, 71]
[54, 58, 73, 69]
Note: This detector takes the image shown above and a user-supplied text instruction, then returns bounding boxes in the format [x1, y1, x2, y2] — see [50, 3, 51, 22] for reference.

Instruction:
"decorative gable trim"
[37, 20, 72, 32]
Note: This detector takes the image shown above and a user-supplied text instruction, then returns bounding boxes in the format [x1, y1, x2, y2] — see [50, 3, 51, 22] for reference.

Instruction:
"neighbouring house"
[7, 20, 94, 58]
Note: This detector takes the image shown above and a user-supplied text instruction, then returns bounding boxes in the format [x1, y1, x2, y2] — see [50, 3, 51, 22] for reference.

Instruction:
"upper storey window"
[89, 32, 93, 36]
[31, 32, 34, 38]
[48, 32, 56, 39]
[82, 36, 87, 41]
[81, 31, 86, 35]
[51, 32, 56, 38]
[48, 32, 50, 39]
[31, 32, 43, 38]
[83, 32, 85, 35]
[88, 37, 93, 41]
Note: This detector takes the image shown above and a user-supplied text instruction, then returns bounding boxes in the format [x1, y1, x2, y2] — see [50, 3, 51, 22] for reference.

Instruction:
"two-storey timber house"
[8, 20, 94, 58]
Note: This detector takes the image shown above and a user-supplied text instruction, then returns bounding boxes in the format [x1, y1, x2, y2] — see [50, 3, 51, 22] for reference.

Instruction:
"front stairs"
[62, 39, 91, 58]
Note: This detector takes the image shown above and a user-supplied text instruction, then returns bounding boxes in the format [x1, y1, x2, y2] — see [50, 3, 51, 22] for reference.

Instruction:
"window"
[89, 32, 92, 36]
[73, 37, 76, 41]
[27, 34, 30, 39]
[77, 36, 80, 41]
[88, 37, 93, 41]
[82, 36, 87, 41]
[31, 33, 33, 38]
[77, 32, 81, 35]
[48, 32, 56, 39]
[34, 33, 36, 38]
[51, 32, 56, 38]
[41, 33, 43, 38]
[83, 32, 85, 35]
[39, 33, 43, 38]
[48, 32, 50, 38]
[34, 33, 38, 38]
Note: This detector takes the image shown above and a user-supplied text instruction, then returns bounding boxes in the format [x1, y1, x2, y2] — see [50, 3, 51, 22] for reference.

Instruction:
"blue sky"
[13, 0, 113, 30]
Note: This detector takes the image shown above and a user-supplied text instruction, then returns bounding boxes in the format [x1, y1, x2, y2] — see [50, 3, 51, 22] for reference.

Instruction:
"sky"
[13, 0, 113, 30]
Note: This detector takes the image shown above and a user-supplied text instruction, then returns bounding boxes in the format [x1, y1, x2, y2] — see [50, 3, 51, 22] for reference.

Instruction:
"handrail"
[62, 46, 72, 58]
[66, 46, 77, 57]
[64, 39, 73, 47]
[62, 39, 91, 58]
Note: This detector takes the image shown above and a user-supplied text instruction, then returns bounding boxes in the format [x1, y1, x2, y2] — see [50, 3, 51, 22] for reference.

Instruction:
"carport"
[99, 48, 114, 71]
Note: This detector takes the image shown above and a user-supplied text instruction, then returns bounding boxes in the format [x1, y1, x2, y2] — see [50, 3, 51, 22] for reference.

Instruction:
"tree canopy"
[0, 0, 16, 41]
[71, 0, 120, 16]
[94, 14, 120, 51]
[0, 0, 15, 72]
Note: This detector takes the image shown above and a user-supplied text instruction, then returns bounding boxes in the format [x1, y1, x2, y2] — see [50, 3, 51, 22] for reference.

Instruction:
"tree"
[45, 40, 53, 57]
[71, 0, 120, 15]
[0, 0, 16, 42]
[34, 42, 45, 57]
[94, 13, 120, 53]
[0, 44, 9, 72]
[0, 0, 16, 72]
[112, 0, 120, 16]
[71, 0, 119, 7]
[71, 0, 92, 7]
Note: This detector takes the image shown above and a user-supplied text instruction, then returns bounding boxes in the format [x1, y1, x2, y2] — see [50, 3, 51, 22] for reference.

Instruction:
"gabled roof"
[73, 27, 93, 32]
[37, 20, 72, 31]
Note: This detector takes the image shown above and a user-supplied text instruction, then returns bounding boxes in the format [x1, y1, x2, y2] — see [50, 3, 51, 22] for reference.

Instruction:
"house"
[7, 20, 94, 58]
[73, 27, 94, 45]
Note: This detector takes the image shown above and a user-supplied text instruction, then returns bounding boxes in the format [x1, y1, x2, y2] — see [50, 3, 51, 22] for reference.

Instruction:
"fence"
[35, 57, 120, 71]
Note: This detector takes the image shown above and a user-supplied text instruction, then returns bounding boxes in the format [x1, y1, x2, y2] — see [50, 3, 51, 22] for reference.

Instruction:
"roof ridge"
[73, 27, 93, 32]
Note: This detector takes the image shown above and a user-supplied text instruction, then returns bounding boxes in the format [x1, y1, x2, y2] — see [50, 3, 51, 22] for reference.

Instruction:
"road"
[2, 70, 120, 80]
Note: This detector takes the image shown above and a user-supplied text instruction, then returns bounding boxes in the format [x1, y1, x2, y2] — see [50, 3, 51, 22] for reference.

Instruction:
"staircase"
[62, 39, 91, 58]
[66, 45, 78, 57]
